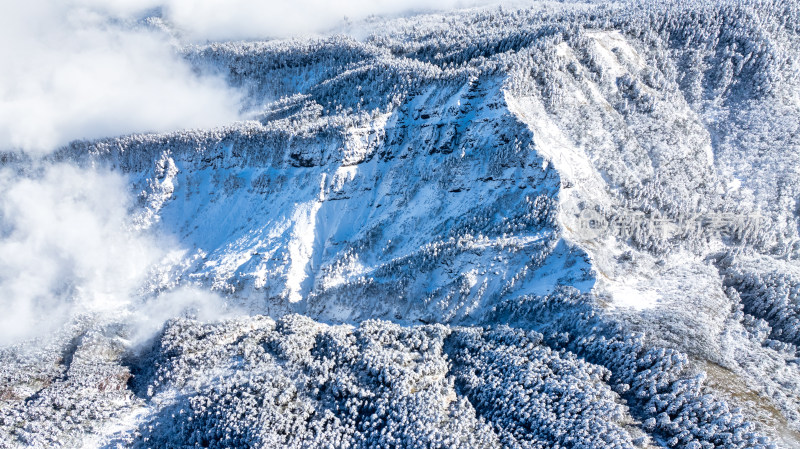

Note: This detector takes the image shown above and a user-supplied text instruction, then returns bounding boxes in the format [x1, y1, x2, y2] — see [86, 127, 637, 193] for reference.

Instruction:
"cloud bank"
[0, 0, 243, 154]
[0, 164, 158, 342]
[0, 163, 236, 345]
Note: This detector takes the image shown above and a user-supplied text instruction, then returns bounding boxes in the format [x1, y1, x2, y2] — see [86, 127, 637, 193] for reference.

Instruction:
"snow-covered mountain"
[2, 0, 800, 447]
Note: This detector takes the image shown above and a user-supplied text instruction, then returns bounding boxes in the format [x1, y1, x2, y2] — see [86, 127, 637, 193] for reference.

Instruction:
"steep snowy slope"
[2, 0, 800, 447]
[90, 77, 592, 325]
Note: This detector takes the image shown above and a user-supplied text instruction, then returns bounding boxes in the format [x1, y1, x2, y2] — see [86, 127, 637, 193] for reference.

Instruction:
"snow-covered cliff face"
[3, 0, 800, 447]
[100, 77, 592, 325]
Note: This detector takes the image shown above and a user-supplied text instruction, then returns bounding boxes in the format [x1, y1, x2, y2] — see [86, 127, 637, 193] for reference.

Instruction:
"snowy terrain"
[2, 0, 800, 447]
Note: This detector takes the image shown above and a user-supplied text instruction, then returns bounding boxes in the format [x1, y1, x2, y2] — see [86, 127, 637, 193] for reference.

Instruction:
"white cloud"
[0, 0, 243, 154]
[0, 163, 237, 345]
[128, 287, 240, 345]
[0, 164, 160, 343]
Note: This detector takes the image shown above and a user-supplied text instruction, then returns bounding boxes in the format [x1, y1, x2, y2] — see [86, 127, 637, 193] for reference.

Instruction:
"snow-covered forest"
[1, 0, 800, 447]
